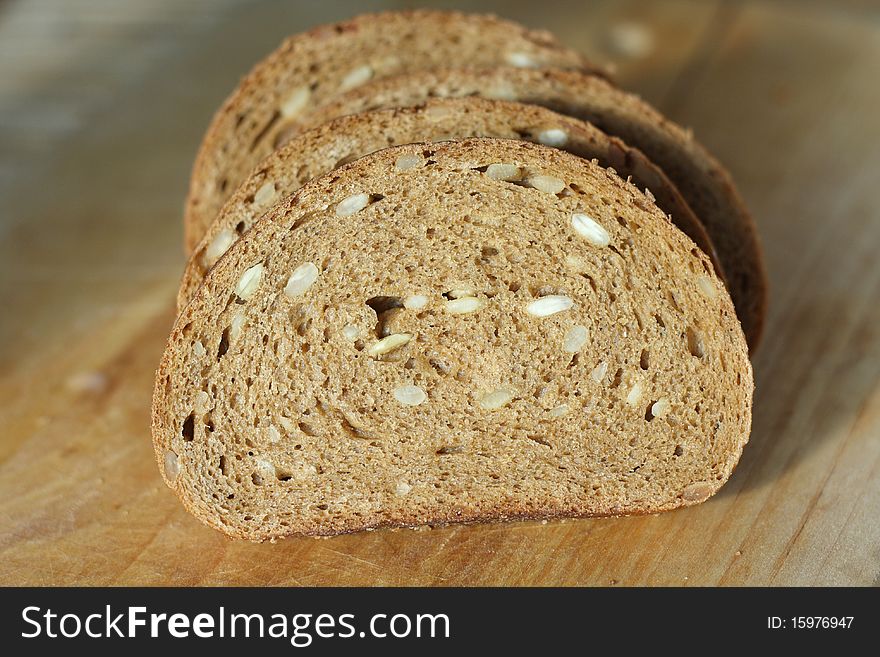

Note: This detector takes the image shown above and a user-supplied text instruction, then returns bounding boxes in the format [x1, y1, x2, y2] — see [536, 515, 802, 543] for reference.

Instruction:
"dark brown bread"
[290, 67, 767, 351]
[154, 139, 752, 541]
[183, 11, 597, 252]
[179, 98, 722, 309]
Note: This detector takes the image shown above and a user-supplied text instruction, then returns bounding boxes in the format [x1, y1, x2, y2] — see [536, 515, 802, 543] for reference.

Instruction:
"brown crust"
[183, 10, 599, 254]
[178, 97, 725, 311]
[154, 139, 752, 542]
[293, 67, 768, 351]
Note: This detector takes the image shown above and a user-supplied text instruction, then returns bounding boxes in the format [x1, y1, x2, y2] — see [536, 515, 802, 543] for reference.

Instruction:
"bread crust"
[179, 97, 724, 310]
[183, 10, 597, 253]
[292, 67, 767, 351]
[154, 139, 752, 541]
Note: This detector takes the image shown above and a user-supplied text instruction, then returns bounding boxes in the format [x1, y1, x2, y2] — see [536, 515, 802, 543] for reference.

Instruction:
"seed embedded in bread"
[485, 163, 523, 181]
[549, 404, 570, 417]
[229, 312, 246, 342]
[342, 324, 360, 340]
[525, 175, 566, 194]
[651, 398, 671, 418]
[506, 51, 536, 68]
[537, 127, 568, 147]
[626, 381, 644, 406]
[235, 263, 263, 300]
[369, 333, 412, 356]
[267, 425, 281, 443]
[336, 193, 370, 216]
[444, 296, 485, 314]
[284, 262, 320, 298]
[340, 64, 374, 91]
[571, 213, 611, 247]
[163, 450, 179, 482]
[395, 153, 423, 171]
[479, 388, 516, 410]
[203, 229, 235, 269]
[404, 294, 428, 310]
[395, 481, 413, 496]
[281, 86, 311, 118]
[563, 325, 589, 352]
[697, 275, 717, 299]
[590, 361, 608, 382]
[526, 295, 574, 317]
[394, 384, 427, 406]
[254, 181, 277, 208]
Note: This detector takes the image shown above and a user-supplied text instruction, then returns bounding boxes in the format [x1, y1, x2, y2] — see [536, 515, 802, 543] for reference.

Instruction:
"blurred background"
[1, 0, 878, 585]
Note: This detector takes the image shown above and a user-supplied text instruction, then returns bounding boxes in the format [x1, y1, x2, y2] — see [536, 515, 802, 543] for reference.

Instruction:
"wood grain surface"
[1, 0, 878, 586]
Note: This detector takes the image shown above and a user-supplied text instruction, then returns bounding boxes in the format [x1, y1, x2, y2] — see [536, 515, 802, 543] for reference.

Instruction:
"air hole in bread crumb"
[251, 472, 263, 486]
[686, 327, 705, 358]
[249, 109, 280, 152]
[277, 471, 292, 482]
[611, 368, 623, 388]
[217, 329, 230, 359]
[181, 413, 195, 441]
[436, 445, 464, 455]
[528, 435, 552, 448]
[299, 422, 319, 437]
[674, 445, 684, 457]
[366, 296, 403, 337]
[639, 349, 650, 370]
[617, 216, 628, 228]
[429, 359, 451, 375]
[644, 404, 655, 421]
[219, 456, 227, 475]
[234, 221, 245, 235]
[654, 313, 666, 329]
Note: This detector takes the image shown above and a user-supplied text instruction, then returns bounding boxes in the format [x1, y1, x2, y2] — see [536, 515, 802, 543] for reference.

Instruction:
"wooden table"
[1, 0, 878, 586]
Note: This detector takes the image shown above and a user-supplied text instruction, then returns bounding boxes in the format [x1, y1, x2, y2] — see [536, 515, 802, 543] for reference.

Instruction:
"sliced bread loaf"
[289, 67, 767, 350]
[183, 11, 596, 252]
[153, 138, 752, 540]
[180, 97, 722, 310]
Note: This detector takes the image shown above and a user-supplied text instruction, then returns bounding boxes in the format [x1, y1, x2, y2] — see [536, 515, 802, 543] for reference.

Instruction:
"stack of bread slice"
[153, 11, 762, 541]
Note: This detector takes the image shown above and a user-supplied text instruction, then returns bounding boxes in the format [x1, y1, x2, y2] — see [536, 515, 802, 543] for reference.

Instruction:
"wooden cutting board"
[1, 0, 879, 586]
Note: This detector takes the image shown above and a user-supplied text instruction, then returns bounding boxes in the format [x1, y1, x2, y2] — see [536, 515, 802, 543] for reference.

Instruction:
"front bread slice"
[154, 139, 752, 541]
[183, 10, 596, 252]
[180, 97, 722, 310]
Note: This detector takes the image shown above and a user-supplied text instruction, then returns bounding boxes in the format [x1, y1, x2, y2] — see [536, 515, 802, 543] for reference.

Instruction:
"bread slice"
[180, 97, 723, 310]
[290, 67, 767, 351]
[153, 138, 752, 541]
[183, 11, 596, 253]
